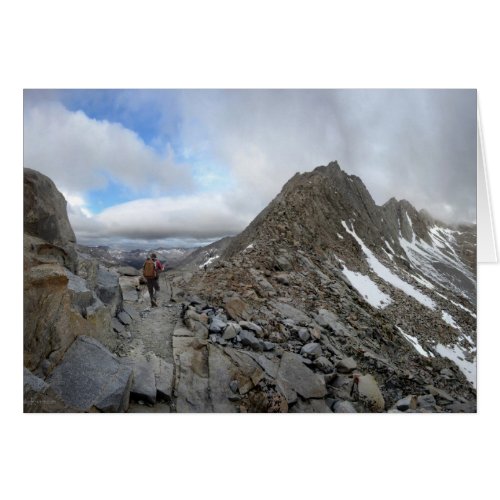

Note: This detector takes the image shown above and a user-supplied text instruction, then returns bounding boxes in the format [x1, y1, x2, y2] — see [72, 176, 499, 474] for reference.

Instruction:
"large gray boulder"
[314, 308, 350, 335]
[47, 336, 133, 412]
[276, 352, 327, 401]
[24, 168, 76, 246]
[272, 301, 310, 326]
[239, 330, 265, 351]
[357, 374, 385, 412]
[96, 265, 123, 315]
[300, 342, 322, 358]
[64, 269, 95, 313]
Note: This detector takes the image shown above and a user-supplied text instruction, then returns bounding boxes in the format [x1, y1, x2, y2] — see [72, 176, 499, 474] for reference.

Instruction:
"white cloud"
[24, 90, 477, 248]
[68, 193, 252, 245]
[23, 100, 192, 196]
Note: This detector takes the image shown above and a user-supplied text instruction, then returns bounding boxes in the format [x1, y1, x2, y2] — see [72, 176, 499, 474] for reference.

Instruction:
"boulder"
[336, 357, 357, 373]
[300, 342, 322, 358]
[222, 322, 241, 340]
[298, 328, 310, 342]
[276, 352, 327, 401]
[356, 374, 385, 412]
[240, 330, 264, 351]
[96, 266, 123, 315]
[272, 301, 310, 325]
[224, 296, 252, 321]
[314, 356, 334, 373]
[47, 336, 133, 412]
[314, 308, 350, 335]
[396, 395, 418, 412]
[239, 321, 264, 336]
[417, 394, 437, 409]
[209, 316, 227, 333]
[24, 168, 77, 271]
[274, 254, 292, 271]
[424, 385, 455, 403]
[262, 341, 275, 351]
[64, 270, 95, 313]
[117, 311, 132, 326]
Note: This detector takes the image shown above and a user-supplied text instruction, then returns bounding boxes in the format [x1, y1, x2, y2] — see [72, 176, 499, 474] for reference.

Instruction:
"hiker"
[142, 253, 164, 307]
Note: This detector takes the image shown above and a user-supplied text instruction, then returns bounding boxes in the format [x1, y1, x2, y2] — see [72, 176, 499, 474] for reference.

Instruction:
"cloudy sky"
[23, 89, 477, 249]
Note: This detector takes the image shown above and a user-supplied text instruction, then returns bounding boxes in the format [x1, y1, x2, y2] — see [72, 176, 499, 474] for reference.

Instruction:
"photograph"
[23, 89, 477, 413]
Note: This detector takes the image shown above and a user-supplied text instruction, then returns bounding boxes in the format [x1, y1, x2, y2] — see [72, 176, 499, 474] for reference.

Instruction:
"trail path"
[117, 272, 184, 412]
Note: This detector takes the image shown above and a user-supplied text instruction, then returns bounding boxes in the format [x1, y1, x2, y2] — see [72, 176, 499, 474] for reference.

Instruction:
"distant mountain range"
[77, 245, 195, 270]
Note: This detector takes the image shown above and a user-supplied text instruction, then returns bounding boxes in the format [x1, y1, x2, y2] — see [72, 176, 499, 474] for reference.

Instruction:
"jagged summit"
[223, 160, 475, 282]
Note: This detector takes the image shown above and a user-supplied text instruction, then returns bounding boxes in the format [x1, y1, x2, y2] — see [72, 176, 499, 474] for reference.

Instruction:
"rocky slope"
[175, 236, 233, 271]
[180, 161, 477, 412]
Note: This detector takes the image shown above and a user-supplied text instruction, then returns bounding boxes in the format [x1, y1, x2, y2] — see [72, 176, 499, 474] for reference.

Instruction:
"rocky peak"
[223, 161, 383, 261]
[381, 197, 432, 246]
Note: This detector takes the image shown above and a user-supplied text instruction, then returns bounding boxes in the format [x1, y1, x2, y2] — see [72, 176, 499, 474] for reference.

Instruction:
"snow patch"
[341, 265, 392, 309]
[337, 233, 344, 240]
[435, 343, 476, 387]
[383, 248, 394, 261]
[405, 212, 415, 242]
[435, 291, 477, 319]
[396, 326, 431, 358]
[199, 255, 219, 268]
[441, 310, 460, 330]
[407, 272, 435, 290]
[341, 221, 436, 309]
[398, 225, 475, 300]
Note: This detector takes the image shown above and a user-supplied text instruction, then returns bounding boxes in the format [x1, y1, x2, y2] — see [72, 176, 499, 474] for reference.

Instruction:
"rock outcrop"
[23, 169, 128, 410]
[47, 336, 133, 412]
